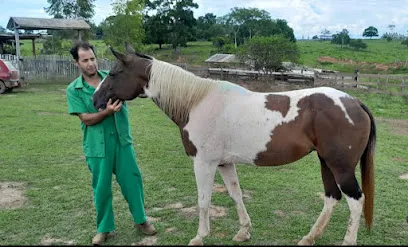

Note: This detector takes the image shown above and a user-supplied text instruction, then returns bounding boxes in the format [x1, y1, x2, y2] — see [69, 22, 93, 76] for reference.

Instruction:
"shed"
[5, 17, 91, 69]
[205, 53, 242, 68]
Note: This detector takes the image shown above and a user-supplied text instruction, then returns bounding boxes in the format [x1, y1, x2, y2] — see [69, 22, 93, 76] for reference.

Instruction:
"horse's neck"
[148, 62, 217, 126]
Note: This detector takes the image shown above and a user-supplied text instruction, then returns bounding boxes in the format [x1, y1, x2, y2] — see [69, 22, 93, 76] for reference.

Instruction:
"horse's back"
[186, 85, 370, 166]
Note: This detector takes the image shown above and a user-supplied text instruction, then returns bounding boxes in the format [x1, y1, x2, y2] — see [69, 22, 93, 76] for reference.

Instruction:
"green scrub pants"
[86, 115, 147, 233]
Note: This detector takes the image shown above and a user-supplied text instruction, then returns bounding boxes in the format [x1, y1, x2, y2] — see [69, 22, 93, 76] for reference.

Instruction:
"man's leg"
[115, 144, 156, 235]
[86, 156, 115, 241]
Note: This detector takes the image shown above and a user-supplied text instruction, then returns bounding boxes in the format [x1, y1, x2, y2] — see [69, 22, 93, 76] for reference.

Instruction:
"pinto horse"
[93, 44, 376, 246]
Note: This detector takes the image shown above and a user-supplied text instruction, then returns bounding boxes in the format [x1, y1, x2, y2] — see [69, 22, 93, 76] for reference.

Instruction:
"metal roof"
[205, 54, 240, 63]
[7, 17, 91, 30]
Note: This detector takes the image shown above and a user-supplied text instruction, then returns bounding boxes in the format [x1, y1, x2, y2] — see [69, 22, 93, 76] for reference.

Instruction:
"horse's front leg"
[188, 159, 218, 246]
[218, 163, 251, 242]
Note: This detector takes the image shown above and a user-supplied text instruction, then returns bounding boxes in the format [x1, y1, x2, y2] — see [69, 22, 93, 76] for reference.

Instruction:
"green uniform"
[66, 70, 147, 233]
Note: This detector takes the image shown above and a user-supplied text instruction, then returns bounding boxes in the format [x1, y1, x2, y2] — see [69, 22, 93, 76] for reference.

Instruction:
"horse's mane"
[149, 59, 218, 124]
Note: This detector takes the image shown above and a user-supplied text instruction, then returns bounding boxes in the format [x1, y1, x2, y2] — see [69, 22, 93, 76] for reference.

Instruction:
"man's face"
[75, 47, 98, 77]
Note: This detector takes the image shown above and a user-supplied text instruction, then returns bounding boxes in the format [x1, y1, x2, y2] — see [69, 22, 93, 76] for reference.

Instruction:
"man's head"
[70, 40, 98, 77]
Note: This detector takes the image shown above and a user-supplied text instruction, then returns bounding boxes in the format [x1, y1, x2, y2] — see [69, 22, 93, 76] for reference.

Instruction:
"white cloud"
[1, 0, 408, 39]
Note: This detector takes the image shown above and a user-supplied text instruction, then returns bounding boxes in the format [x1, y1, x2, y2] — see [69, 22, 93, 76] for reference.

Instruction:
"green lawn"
[0, 83, 407, 245]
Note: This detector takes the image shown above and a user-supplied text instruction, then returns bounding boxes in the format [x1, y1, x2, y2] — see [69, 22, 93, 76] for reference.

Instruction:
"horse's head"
[93, 43, 153, 110]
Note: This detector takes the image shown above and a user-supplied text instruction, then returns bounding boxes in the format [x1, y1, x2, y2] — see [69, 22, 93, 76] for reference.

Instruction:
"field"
[0, 82, 407, 245]
[18, 38, 408, 74]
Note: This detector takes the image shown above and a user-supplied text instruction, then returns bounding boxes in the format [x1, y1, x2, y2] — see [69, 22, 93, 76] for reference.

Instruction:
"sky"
[1, 0, 408, 39]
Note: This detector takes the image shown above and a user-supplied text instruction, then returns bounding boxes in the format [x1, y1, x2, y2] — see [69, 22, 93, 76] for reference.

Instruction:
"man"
[66, 40, 156, 245]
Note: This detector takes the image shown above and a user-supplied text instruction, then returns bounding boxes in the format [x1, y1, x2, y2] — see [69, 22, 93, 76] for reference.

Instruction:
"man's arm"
[78, 99, 123, 126]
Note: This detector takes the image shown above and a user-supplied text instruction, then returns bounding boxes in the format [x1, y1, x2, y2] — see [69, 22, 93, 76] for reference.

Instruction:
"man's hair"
[70, 40, 95, 61]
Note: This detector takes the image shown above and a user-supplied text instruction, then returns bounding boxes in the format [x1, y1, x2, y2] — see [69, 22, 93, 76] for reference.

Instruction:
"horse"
[93, 43, 376, 246]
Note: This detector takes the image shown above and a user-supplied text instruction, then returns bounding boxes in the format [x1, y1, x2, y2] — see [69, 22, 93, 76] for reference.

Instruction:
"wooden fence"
[315, 72, 408, 95]
[2, 55, 407, 95]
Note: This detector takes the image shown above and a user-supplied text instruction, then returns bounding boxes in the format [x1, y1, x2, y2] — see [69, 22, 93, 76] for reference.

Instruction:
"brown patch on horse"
[254, 95, 315, 166]
[265, 94, 290, 117]
[179, 121, 197, 157]
[180, 128, 197, 157]
[255, 93, 369, 167]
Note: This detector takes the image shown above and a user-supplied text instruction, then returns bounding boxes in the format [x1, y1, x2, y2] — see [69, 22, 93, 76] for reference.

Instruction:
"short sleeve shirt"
[66, 70, 133, 157]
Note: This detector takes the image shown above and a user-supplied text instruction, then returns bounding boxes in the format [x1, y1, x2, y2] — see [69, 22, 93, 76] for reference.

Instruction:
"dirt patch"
[131, 236, 157, 246]
[316, 56, 402, 71]
[165, 227, 175, 233]
[147, 216, 160, 222]
[399, 173, 408, 180]
[0, 182, 27, 209]
[377, 118, 408, 136]
[181, 205, 227, 218]
[393, 157, 408, 162]
[274, 210, 286, 217]
[213, 183, 227, 193]
[164, 202, 184, 209]
[243, 189, 253, 200]
[40, 235, 75, 245]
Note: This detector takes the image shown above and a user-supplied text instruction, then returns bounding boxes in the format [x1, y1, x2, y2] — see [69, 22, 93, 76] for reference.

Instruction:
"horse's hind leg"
[188, 159, 218, 246]
[298, 156, 341, 245]
[218, 163, 251, 242]
[335, 170, 364, 245]
[319, 157, 364, 245]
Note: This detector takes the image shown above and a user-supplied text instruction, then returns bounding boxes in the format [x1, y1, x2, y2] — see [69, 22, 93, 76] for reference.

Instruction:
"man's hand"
[80, 99, 123, 126]
[103, 99, 123, 114]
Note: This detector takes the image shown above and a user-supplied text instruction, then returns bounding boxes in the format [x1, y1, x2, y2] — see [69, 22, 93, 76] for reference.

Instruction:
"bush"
[349, 39, 367, 50]
[211, 36, 231, 51]
[236, 35, 300, 73]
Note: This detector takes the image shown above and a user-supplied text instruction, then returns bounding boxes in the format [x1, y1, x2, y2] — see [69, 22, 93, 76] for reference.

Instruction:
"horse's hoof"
[342, 240, 356, 245]
[232, 228, 251, 242]
[297, 236, 315, 245]
[188, 238, 203, 246]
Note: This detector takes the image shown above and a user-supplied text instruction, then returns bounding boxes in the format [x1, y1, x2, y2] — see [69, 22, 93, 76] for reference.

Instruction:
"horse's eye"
[109, 73, 115, 78]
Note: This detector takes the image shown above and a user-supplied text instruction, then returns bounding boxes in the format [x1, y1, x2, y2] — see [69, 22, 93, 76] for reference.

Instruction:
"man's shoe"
[135, 221, 157, 235]
[92, 232, 115, 245]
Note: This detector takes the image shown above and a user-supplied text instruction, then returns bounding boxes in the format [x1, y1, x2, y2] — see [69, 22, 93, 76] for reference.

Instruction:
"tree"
[331, 29, 350, 48]
[196, 13, 217, 40]
[312, 35, 319, 40]
[349, 39, 367, 50]
[143, 0, 198, 50]
[0, 26, 7, 34]
[45, 0, 95, 20]
[362, 26, 379, 39]
[144, 14, 170, 49]
[102, 0, 145, 50]
[237, 35, 300, 74]
[401, 38, 408, 48]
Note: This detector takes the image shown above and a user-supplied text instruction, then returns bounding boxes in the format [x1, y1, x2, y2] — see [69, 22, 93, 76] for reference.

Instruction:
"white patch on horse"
[93, 76, 106, 95]
[343, 195, 364, 245]
[185, 81, 285, 164]
[276, 87, 355, 125]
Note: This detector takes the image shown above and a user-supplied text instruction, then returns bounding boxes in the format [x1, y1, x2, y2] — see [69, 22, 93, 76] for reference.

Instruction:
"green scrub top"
[66, 70, 133, 157]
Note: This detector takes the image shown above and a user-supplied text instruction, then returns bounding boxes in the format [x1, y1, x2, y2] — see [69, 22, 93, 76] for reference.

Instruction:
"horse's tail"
[359, 102, 376, 230]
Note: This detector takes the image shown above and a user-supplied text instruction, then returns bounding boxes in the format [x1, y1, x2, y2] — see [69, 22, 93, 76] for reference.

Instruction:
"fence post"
[402, 79, 406, 94]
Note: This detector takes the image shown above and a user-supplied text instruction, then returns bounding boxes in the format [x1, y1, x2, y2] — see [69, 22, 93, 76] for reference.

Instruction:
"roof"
[7, 17, 91, 30]
[205, 54, 240, 64]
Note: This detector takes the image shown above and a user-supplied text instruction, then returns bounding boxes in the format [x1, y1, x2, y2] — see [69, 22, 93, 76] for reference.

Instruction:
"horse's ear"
[125, 42, 136, 54]
[110, 46, 130, 63]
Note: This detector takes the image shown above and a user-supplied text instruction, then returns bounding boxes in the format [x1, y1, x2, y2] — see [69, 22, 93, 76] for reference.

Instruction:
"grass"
[0, 83, 407, 245]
